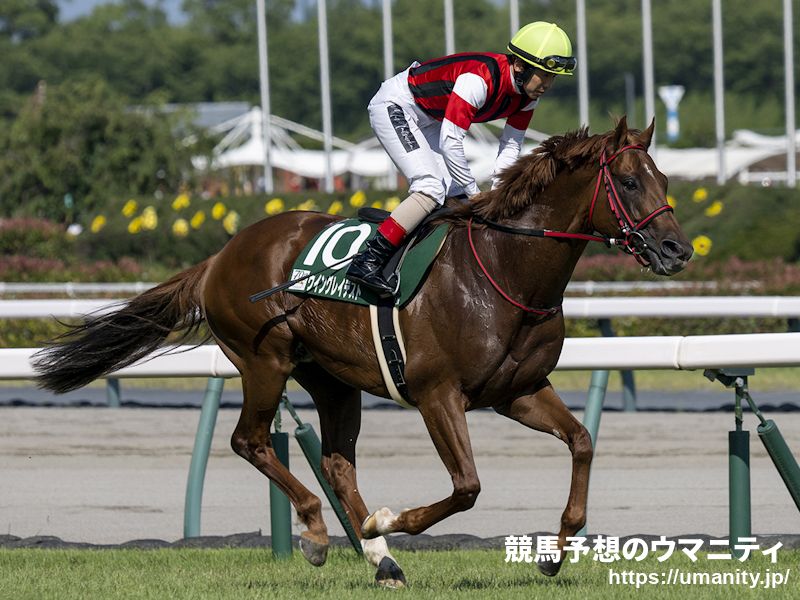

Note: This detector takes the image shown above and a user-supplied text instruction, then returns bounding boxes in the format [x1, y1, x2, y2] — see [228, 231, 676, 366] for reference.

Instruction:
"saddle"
[287, 209, 448, 308]
[288, 208, 450, 408]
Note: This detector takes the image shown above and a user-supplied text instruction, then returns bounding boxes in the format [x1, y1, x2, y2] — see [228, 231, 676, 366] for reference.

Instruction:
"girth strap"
[368, 303, 413, 408]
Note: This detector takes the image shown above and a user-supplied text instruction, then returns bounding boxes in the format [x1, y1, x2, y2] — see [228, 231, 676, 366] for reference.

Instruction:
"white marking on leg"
[363, 506, 399, 537]
[361, 536, 399, 568]
[374, 507, 398, 533]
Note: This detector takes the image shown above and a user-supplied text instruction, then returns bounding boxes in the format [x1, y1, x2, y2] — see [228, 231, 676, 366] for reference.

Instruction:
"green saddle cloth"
[288, 218, 448, 307]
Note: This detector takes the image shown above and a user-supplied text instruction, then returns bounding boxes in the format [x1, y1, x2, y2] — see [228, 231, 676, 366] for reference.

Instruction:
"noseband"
[467, 143, 674, 315]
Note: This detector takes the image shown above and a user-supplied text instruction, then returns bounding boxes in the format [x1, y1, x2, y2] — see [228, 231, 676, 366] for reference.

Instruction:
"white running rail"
[3, 332, 800, 380]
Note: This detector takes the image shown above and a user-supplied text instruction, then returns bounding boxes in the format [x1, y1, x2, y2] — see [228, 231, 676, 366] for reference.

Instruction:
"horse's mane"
[443, 126, 612, 222]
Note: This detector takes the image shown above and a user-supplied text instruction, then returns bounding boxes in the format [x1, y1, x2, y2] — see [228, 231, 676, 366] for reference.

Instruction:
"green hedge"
[0, 218, 73, 258]
[0, 319, 72, 348]
[576, 180, 800, 263]
[73, 191, 376, 267]
[668, 182, 800, 262]
[63, 183, 800, 265]
[3, 181, 800, 280]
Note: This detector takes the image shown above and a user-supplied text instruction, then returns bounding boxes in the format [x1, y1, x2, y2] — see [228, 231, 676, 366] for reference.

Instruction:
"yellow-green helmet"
[508, 22, 576, 76]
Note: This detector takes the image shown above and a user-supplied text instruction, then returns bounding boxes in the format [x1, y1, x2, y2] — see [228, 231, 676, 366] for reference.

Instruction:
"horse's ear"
[638, 118, 655, 149]
[613, 116, 629, 149]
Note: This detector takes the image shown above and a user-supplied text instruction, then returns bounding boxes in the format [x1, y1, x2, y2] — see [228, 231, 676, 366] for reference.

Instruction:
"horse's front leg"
[494, 380, 593, 577]
[362, 387, 480, 537]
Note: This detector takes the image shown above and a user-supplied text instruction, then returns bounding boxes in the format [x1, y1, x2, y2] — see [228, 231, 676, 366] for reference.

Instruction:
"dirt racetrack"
[1, 406, 799, 545]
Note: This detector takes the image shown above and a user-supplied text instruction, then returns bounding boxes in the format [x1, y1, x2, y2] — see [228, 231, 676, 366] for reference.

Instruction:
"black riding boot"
[346, 232, 398, 298]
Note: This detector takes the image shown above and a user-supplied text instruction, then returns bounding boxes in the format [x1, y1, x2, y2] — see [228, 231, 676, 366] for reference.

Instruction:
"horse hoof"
[299, 534, 328, 567]
[362, 507, 396, 539]
[375, 556, 406, 589]
[537, 557, 563, 577]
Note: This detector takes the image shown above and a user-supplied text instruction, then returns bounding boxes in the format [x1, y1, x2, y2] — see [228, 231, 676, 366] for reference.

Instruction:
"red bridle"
[468, 143, 674, 315]
[589, 144, 674, 262]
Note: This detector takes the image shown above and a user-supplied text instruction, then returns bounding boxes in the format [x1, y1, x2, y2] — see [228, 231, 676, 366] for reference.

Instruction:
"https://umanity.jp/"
[503, 534, 790, 589]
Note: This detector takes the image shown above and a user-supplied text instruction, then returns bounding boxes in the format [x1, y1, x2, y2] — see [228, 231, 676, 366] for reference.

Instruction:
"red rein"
[467, 220, 560, 316]
[468, 144, 673, 315]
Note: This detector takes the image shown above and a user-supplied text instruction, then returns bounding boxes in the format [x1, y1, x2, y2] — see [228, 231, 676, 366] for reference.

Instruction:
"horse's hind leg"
[494, 380, 593, 577]
[230, 357, 329, 566]
[292, 362, 406, 588]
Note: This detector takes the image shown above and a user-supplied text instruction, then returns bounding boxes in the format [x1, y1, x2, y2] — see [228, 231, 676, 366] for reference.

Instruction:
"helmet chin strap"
[514, 65, 537, 93]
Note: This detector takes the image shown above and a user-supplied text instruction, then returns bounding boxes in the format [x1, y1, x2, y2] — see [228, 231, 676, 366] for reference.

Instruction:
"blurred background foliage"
[0, 0, 793, 138]
[0, 0, 799, 297]
[1, 1, 798, 148]
[2, 181, 800, 281]
[0, 1, 797, 211]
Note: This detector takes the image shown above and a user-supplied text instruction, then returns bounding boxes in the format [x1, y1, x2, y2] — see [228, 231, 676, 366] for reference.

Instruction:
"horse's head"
[589, 117, 693, 275]
[458, 119, 692, 276]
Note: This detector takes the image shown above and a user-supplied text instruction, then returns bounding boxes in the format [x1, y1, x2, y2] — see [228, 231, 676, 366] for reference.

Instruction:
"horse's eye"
[622, 177, 638, 191]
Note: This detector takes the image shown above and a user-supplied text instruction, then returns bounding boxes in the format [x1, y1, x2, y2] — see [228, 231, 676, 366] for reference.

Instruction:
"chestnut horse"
[34, 118, 692, 586]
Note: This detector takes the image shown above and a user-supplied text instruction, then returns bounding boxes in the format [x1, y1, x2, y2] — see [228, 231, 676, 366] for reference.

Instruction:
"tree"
[0, 0, 797, 156]
[181, 0, 296, 42]
[0, 0, 58, 42]
[0, 77, 202, 220]
[34, 1, 174, 100]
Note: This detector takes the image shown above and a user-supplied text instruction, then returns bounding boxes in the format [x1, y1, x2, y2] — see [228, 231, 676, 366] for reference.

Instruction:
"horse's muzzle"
[645, 236, 693, 275]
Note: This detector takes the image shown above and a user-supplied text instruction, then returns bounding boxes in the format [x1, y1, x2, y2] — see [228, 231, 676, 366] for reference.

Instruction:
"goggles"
[530, 54, 577, 73]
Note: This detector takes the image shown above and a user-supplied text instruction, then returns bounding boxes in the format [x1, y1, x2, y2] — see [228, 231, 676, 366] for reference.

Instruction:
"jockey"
[346, 21, 576, 298]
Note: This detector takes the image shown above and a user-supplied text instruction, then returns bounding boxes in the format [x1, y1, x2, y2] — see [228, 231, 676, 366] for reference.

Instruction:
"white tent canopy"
[203, 107, 536, 183]
[201, 107, 797, 184]
[654, 146, 777, 181]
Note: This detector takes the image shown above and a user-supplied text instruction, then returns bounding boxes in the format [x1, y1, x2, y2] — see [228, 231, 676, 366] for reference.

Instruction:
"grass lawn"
[0, 548, 796, 599]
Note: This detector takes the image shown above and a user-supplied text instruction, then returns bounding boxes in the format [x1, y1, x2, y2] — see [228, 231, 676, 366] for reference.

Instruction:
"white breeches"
[368, 66, 464, 205]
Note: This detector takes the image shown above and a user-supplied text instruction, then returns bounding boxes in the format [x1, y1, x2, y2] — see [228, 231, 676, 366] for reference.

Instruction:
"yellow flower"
[223, 210, 240, 235]
[172, 218, 189, 237]
[328, 200, 343, 215]
[666, 195, 677, 209]
[704, 200, 724, 217]
[265, 198, 285, 215]
[211, 202, 227, 220]
[127, 217, 143, 234]
[90, 215, 107, 233]
[692, 188, 708, 203]
[141, 206, 158, 230]
[296, 199, 317, 211]
[384, 196, 401, 211]
[190, 210, 206, 229]
[172, 193, 191, 211]
[692, 235, 712, 256]
[349, 190, 366, 207]
[371, 200, 384, 209]
[122, 199, 138, 217]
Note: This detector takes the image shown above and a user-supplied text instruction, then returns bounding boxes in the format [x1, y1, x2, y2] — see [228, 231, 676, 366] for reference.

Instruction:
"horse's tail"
[33, 258, 214, 393]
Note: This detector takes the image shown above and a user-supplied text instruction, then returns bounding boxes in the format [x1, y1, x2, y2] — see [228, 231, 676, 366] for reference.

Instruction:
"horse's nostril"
[660, 238, 684, 259]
